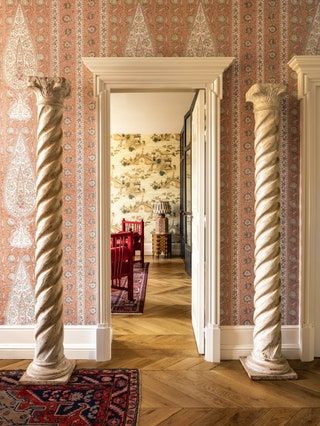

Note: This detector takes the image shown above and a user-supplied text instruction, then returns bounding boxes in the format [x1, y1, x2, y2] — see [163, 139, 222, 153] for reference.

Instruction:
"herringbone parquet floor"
[1, 257, 320, 425]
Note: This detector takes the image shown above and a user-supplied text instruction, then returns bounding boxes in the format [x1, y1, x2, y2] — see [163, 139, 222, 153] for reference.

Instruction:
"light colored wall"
[111, 133, 180, 245]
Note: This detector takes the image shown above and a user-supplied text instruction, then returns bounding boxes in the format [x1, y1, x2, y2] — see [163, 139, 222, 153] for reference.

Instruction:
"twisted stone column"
[240, 83, 297, 380]
[20, 77, 75, 384]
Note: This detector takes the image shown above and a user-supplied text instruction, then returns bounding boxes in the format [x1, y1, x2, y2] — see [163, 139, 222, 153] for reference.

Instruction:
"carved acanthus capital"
[246, 83, 286, 111]
[28, 76, 71, 106]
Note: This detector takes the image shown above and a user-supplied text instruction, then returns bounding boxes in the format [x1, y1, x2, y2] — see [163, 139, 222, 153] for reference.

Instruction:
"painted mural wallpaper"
[0, 0, 320, 326]
[110, 134, 180, 244]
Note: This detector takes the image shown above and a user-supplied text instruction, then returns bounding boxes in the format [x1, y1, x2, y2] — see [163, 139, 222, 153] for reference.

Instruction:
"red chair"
[122, 218, 144, 265]
[111, 232, 134, 301]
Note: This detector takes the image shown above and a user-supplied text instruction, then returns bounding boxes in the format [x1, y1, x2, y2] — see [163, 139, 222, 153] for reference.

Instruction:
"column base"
[20, 359, 76, 385]
[240, 356, 297, 381]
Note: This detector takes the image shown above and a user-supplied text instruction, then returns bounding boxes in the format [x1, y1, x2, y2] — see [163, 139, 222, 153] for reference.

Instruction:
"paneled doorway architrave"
[83, 57, 234, 362]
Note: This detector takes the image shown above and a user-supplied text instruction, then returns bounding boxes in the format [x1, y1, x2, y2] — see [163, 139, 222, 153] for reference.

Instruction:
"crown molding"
[83, 57, 234, 95]
[288, 55, 320, 98]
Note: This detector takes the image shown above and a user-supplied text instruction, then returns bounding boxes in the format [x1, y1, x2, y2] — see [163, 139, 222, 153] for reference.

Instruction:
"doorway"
[109, 90, 199, 356]
[82, 56, 234, 362]
[109, 91, 195, 261]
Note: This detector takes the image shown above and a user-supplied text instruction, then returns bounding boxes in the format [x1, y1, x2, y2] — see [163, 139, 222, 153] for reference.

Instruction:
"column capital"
[246, 83, 286, 110]
[28, 76, 71, 106]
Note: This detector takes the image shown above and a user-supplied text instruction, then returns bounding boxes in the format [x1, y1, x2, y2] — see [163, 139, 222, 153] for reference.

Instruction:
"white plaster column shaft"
[240, 83, 297, 380]
[20, 77, 75, 384]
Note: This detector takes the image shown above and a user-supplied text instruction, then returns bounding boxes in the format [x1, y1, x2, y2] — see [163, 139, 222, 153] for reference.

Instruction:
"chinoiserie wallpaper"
[111, 134, 180, 245]
[0, 0, 319, 326]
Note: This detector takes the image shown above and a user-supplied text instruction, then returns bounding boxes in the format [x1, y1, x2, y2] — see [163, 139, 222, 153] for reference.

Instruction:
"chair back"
[122, 218, 144, 235]
[121, 219, 144, 265]
[111, 231, 134, 253]
[110, 232, 134, 289]
[111, 246, 131, 279]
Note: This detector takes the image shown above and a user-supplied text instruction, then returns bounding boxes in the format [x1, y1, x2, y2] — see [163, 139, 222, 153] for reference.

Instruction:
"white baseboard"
[144, 242, 181, 256]
[300, 324, 315, 362]
[0, 325, 102, 360]
[300, 323, 320, 361]
[0, 324, 302, 361]
[205, 324, 220, 362]
[96, 324, 112, 362]
[220, 325, 300, 360]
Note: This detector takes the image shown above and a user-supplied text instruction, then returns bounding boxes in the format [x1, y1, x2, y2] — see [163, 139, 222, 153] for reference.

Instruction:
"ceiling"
[110, 91, 195, 134]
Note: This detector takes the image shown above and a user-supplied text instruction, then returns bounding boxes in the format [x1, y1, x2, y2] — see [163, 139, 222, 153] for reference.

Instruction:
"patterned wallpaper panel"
[111, 134, 180, 244]
[0, 0, 320, 326]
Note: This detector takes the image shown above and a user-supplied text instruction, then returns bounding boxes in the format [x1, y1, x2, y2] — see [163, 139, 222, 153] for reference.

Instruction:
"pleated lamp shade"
[153, 201, 171, 215]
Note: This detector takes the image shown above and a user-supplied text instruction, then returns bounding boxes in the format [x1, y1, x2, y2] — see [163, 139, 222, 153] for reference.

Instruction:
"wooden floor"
[1, 257, 320, 425]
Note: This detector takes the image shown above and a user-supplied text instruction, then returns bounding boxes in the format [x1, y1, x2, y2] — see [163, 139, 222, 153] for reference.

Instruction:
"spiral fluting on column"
[243, 83, 294, 376]
[23, 77, 74, 382]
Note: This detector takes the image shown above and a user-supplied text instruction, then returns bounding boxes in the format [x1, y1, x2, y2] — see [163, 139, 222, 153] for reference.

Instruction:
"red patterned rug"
[112, 262, 149, 314]
[0, 369, 140, 425]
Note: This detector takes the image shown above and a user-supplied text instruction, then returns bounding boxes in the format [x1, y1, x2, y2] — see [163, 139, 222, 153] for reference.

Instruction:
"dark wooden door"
[180, 109, 193, 276]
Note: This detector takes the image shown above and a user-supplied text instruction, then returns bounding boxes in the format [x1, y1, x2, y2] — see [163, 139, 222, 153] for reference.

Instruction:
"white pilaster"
[288, 56, 320, 361]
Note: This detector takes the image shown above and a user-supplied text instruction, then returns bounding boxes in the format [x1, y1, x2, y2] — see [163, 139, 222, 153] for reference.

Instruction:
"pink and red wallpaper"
[0, 0, 319, 326]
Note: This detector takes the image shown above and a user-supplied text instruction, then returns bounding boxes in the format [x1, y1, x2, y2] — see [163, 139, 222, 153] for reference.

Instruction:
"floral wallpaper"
[0, 0, 320, 326]
[111, 134, 180, 244]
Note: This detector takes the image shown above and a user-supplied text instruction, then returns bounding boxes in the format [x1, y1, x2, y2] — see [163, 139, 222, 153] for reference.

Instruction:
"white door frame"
[191, 90, 206, 354]
[82, 57, 234, 362]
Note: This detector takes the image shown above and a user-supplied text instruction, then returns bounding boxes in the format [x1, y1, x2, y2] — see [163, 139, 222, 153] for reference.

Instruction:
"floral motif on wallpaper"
[1, 0, 319, 326]
[111, 134, 180, 244]
[1, 3, 38, 325]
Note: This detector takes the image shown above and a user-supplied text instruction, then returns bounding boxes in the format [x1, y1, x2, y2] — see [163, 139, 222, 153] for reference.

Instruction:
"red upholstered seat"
[121, 219, 144, 265]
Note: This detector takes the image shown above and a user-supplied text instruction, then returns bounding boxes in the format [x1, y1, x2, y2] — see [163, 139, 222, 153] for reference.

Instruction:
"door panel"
[191, 90, 205, 354]
[179, 131, 185, 259]
[180, 112, 192, 276]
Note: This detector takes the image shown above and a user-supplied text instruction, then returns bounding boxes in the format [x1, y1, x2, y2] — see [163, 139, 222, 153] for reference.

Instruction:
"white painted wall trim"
[220, 325, 300, 360]
[0, 324, 305, 361]
[205, 324, 221, 362]
[289, 56, 320, 361]
[83, 57, 234, 362]
[204, 75, 223, 363]
[0, 325, 111, 360]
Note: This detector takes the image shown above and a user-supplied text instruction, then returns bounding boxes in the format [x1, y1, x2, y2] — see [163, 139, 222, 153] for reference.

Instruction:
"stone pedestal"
[20, 77, 75, 384]
[240, 83, 297, 381]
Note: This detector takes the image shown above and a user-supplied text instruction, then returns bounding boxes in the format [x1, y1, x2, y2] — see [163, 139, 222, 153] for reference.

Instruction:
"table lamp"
[153, 201, 171, 234]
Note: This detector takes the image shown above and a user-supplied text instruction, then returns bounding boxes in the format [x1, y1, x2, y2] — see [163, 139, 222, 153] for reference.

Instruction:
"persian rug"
[0, 369, 140, 426]
[112, 262, 149, 314]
